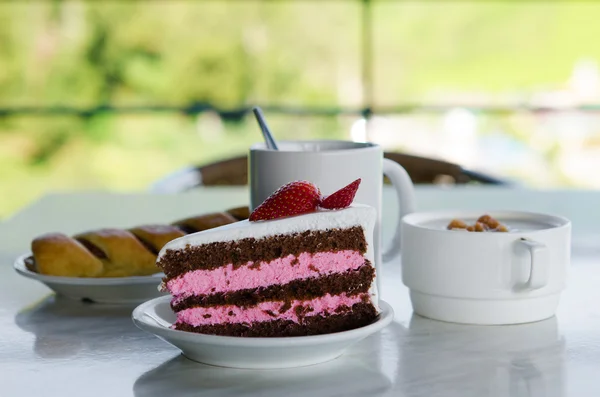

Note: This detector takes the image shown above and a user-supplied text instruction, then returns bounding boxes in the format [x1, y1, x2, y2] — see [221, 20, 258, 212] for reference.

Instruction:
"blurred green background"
[3, 1, 600, 217]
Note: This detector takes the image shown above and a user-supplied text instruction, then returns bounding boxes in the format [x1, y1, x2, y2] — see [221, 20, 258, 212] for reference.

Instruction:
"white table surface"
[2, 186, 600, 397]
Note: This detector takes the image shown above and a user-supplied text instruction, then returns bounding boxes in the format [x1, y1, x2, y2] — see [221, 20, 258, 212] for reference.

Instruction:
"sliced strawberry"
[249, 181, 321, 222]
[320, 178, 361, 210]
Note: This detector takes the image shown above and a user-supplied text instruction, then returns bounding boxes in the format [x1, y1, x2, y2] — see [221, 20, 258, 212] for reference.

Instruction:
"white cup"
[249, 140, 416, 267]
[401, 210, 571, 325]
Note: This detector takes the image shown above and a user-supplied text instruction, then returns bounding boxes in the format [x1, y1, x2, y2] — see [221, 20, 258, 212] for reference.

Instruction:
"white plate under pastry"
[132, 295, 394, 369]
[13, 253, 167, 304]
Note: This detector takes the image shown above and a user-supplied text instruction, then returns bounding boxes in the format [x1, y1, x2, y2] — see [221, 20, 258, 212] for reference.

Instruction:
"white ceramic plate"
[13, 253, 167, 304]
[132, 295, 394, 369]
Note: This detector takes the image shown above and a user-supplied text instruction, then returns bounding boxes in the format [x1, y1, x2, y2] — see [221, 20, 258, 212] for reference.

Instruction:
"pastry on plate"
[28, 233, 104, 277]
[225, 206, 250, 221]
[27, 208, 249, 278]
[172, 212, 237, 234]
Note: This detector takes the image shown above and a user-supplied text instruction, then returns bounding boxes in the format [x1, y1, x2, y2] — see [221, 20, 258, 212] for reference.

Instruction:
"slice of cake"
[157, 179, 379, 337]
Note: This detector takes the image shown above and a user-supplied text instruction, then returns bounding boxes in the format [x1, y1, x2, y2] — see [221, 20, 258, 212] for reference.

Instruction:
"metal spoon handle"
[252, 106, 279, 150]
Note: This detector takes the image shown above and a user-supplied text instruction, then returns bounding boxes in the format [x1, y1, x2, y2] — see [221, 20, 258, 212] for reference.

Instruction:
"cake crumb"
[279, 301, 292, 313]
[263, 310, 277, 317]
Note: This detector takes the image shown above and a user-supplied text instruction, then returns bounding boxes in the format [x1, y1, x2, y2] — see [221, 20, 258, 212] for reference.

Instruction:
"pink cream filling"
[175, 293, 367, 327]
[166, 250, 365, 299]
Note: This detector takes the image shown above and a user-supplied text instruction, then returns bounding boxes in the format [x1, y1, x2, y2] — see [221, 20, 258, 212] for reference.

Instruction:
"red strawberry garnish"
[249, 181, 321, 222]
[319, 178, 361, 210]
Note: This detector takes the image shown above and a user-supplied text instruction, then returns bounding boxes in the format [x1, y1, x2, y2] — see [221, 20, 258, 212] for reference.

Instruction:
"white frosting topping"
[159, 204, 376, 255]
[158, 204, 379, 310]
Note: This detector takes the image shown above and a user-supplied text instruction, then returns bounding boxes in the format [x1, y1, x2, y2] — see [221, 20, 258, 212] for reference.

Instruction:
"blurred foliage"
[3, 1, 600, 217]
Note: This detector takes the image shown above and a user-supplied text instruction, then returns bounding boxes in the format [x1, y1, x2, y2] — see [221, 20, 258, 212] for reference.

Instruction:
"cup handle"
[517, 238, 550, 290]
[382, 158, 416, 262]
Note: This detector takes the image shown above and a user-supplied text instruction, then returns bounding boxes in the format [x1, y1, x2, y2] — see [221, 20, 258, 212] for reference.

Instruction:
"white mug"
[249, 140, 416, 267]
[401, 210, 571, 325]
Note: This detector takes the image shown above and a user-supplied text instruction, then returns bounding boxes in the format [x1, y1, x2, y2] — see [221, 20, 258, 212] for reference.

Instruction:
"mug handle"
[517, 238, 550, 290]
[382, 158, 416, 262]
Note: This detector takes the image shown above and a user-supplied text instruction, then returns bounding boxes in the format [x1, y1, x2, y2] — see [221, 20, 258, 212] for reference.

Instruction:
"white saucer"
[132, 295, 394, 369]
[14, 253, 167, 304]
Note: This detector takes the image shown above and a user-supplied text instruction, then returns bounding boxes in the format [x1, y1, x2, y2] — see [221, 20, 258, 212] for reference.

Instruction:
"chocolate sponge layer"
[174, 302, 378, 337]
[158, 226, 367, 279]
